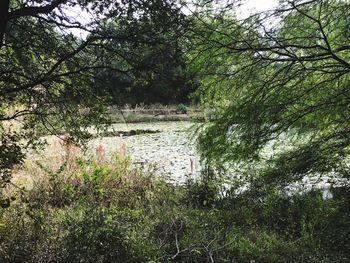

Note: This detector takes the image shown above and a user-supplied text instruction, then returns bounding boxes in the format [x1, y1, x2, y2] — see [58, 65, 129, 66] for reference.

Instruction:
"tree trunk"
[0, 0, 10, 49]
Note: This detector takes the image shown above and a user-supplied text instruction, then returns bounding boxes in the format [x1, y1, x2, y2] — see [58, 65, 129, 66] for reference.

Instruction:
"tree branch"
[6, 0, 68, 20]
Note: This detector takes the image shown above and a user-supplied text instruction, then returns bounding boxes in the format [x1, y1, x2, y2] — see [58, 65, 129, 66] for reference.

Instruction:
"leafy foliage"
[192, 0, 350, 186]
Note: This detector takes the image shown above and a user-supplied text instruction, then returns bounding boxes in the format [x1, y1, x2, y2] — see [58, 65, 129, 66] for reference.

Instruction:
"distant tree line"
[90, 20, 198, 105]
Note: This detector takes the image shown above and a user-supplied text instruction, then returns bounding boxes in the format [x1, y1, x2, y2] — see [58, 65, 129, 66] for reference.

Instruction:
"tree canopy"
[90, 19, 196, 105]
[193, 0, 350, 188]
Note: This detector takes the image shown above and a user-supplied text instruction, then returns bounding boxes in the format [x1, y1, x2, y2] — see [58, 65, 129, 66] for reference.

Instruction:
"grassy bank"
[0, 153, 349, 263]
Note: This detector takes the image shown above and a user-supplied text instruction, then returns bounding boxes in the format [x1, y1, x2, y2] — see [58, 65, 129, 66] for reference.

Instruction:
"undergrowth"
[0, 153, 349, 263]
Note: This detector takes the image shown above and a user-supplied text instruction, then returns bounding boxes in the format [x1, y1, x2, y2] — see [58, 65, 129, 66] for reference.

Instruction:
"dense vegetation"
[1, 0, 350, 262]
[195, 0, 350, 186]
[1, 154, 349, 262]
[90, 7, 197, 105]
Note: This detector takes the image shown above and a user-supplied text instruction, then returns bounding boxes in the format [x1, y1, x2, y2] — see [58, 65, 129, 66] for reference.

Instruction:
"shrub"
[176, 104, 187, 114]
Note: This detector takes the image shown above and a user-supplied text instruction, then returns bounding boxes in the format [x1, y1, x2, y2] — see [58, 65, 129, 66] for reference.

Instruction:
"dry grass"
[7, 133, 132, 197]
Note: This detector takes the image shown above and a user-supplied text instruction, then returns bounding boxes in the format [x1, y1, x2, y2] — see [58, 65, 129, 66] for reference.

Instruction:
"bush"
[176, 104, 187, 114]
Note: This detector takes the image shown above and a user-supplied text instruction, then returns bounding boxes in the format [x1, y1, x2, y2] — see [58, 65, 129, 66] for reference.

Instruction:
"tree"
[192, 0, 350, 189]
[90, 16, 196, 105]
[0, 0, 187, 194]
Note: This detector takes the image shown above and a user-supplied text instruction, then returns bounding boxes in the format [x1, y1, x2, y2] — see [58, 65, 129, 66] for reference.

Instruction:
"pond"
[29, 121, 347, 193]
[88, 121, 201, 183]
